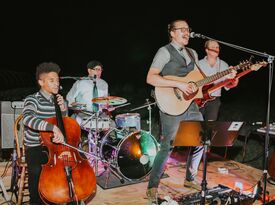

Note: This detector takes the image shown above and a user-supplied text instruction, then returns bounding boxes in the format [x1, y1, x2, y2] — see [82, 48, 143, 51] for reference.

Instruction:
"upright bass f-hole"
[38, 94, 96, 204]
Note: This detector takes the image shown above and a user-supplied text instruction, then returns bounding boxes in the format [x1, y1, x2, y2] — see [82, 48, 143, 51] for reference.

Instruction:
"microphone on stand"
[92, 75, 97, 83]
[190, 32, 205, 39]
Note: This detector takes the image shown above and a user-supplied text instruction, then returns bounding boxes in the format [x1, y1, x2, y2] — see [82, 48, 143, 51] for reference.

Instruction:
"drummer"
[66, 60, 108, 114]
[66, 59, 117, 134]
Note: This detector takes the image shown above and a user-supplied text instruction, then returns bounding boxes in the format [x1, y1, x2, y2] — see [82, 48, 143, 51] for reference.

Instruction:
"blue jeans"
[148, 102, 204, 188]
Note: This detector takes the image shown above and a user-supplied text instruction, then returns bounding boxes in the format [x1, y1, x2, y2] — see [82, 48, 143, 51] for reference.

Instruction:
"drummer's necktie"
[92, 81, 99, 112]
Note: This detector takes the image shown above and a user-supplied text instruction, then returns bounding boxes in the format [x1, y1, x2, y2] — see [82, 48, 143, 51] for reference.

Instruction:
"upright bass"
[38, 94, 96, 204]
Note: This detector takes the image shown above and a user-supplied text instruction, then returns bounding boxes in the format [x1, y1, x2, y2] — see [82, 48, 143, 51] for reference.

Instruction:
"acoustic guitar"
[154, 60, 252, 116]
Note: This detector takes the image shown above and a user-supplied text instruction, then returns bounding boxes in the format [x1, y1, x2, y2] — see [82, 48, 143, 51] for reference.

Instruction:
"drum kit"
[69, 96, 159, 185]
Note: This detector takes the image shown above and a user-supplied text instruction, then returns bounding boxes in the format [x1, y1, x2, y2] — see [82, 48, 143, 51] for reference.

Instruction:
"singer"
[22, 62, 67, 204]
[145, 19, 204, 205]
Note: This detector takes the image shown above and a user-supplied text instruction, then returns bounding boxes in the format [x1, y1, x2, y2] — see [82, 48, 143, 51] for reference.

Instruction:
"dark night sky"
[0, 2, 274, 116]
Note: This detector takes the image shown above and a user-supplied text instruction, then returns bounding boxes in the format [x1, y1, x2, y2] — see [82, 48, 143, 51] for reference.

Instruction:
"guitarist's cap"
[87, 60, 103, 69]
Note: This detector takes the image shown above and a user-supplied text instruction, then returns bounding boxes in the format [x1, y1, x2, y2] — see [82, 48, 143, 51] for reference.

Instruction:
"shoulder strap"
[185, 47, 206, 78]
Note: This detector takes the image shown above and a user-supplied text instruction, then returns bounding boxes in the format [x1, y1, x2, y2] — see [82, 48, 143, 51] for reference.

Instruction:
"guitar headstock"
[250, 60, 268, 71]
[237, 60, 252, 70]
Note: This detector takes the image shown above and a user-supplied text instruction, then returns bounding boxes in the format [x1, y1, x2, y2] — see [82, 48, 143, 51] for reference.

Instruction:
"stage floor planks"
[1, 153, 275, 205]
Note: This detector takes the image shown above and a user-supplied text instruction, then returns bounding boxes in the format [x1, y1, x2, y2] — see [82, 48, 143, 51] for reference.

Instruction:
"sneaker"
[146, 188, 158, 205]
[183, 179, 201, 191]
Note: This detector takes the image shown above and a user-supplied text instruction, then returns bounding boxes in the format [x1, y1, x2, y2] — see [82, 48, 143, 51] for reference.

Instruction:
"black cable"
[223, 161, 241, 170]
[242, 151, 265, 164]
[1, 159, 12, 178]
[0, 201, 15, 205]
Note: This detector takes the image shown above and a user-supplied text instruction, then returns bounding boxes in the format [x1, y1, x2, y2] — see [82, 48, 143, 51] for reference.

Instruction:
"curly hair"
[36, 62, 61, 81]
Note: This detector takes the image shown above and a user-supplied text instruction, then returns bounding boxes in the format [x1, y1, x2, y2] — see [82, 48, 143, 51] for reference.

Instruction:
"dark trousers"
[199, 97, 221, 121]
[26, 146, 48, 205]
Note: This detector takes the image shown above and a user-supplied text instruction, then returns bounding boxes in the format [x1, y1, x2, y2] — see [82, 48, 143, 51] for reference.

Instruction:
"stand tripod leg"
[108, 167, 125, 184]
[200, 144, 208, 205]
[104, 168, 111, 189]
[100, 162, 125, 189]
[0, 177, 10, 202]
[87, 130, 100, 176]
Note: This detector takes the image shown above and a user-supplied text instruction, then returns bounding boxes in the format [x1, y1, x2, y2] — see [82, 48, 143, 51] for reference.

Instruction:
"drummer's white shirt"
[66, 78, 108, 111]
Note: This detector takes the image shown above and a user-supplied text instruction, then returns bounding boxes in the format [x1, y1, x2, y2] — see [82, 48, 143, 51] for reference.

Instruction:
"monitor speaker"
[0, 101, 24, 149]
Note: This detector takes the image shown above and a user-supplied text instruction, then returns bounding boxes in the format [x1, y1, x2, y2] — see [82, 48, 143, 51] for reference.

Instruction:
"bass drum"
[100, 128, 159, 181]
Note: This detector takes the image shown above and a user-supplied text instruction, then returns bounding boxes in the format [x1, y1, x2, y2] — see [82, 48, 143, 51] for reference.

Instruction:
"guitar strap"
[185, 47, 206, 78]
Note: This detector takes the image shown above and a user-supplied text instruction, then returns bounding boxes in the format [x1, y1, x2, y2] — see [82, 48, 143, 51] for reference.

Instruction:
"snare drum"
[80, 116, 110, 131]
[115, 113, 140, 130]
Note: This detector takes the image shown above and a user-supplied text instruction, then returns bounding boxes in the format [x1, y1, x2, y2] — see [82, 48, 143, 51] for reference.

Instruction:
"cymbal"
[92, 96, 127, 106]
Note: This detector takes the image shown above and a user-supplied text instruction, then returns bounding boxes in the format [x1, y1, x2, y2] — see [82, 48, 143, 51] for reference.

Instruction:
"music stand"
[173, 121, 244, 205]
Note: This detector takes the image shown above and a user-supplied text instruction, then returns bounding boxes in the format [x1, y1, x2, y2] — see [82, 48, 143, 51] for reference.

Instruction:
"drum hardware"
[130, 99, 156, 134]
[73, 97, 128, 177]
[77, 107, 129, 181]
[79, 110, 103, 177]
[72, 97, 159, 185]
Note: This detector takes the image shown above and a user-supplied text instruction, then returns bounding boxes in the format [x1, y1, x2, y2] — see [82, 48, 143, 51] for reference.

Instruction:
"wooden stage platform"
[1, 150, 275, 204]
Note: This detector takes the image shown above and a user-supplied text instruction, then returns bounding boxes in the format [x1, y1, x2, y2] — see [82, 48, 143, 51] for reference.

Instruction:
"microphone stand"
[196, 33, 274, 204]
[60, 76, 93, 80]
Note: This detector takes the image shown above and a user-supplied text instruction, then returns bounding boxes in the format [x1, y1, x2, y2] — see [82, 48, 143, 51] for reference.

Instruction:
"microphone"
[190, 32, 204, 39]
[93, 75, 97, 83]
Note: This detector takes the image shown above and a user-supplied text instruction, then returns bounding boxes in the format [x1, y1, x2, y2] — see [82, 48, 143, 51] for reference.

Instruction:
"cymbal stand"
[80, 111, 101, 176]
[130, 99, 156, 135]
[92, 111, 101, 177]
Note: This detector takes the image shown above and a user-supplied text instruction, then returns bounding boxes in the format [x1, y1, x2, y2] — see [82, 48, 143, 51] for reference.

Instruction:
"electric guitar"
[154, 60, 252, 116]
[195, 61, 268, 107]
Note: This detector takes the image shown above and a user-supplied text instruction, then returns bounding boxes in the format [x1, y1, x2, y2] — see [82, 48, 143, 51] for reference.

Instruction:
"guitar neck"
[208, 69, 253, 93]
[196, 63, 249, 87]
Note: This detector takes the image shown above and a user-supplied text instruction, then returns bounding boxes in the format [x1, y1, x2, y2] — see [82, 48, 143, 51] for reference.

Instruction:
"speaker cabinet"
[0, 101, 24, 149]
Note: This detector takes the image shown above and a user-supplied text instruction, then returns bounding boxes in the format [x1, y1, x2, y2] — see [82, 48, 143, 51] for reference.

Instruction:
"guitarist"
[198, 40, 238, 120]
[146, 19, 204, 204]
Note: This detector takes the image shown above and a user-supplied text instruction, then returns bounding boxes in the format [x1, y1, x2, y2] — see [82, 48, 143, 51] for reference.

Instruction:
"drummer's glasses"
[92, 68, 103, 72]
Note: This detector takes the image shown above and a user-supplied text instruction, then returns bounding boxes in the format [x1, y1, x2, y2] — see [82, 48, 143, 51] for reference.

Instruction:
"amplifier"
[175, 184, 254, 205]
[11, 101, 24, 109]
[0, 101, 24, 149]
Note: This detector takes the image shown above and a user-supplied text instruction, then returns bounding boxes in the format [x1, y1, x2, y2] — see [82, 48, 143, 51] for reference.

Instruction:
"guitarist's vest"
[161, 44, 195, 77]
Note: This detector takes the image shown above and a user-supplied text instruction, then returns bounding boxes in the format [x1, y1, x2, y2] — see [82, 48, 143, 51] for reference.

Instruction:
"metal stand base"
[0, 177, 10, 202]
